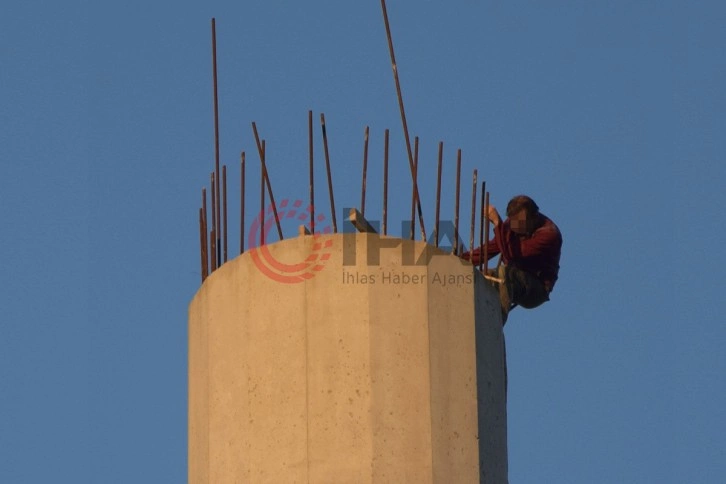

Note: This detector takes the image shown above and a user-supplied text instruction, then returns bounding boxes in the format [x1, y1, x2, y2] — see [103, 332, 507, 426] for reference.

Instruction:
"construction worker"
[462, 195, 562, 323]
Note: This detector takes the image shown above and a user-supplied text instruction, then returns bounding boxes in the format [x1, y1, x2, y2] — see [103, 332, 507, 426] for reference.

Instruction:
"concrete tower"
[188, 232, 508, 483]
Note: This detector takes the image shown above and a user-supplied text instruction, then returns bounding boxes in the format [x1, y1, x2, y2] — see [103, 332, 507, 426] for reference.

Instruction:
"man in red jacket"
[463, 195, 562, 323]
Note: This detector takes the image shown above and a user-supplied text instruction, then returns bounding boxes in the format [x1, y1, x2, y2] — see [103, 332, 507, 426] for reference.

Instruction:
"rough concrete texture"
[188, 233, 508, 483]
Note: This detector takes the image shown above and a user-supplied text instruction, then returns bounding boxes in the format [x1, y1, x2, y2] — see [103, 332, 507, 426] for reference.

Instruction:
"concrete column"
[188, 234, 508, 483]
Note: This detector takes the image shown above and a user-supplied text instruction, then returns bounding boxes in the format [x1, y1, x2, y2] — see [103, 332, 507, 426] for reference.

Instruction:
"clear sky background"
[1, 1, 724, 482]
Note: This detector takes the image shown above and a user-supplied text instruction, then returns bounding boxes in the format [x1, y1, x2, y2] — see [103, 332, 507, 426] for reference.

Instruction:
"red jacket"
[464, 214, 562, 291]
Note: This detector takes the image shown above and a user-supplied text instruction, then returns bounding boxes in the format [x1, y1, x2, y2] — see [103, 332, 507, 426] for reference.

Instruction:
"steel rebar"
[202, 188, 208, 277]
[454, 149, 461, 255]
[199, 208, 207, 282]
[410, 136, 419, 240]
[261, 140, 266, 246]
[210, 228, 217, 272]
[361, 126, 369, 218]
[320, 113, 337, 233]
[379, 0, 426, 239]
[435, 141, 443, 248]
[211, 19, 221, 267]
[469, 169, 477, 259]
[382, 129, 389, 236]
[223, 165, 228, 263]
[211, 172, 216, 270]
[308, 110, 314, 234]
[484, 191, 490, 276]
[479, 181, 486, 271]
[251, 123, 283, 240]
[202, 187, 208, 244]
[240, 152, 245, 254]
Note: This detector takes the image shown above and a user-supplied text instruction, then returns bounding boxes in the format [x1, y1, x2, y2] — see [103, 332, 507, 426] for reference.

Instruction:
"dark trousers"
[491, 264, 550, 325]
[502, 264, 550, 309]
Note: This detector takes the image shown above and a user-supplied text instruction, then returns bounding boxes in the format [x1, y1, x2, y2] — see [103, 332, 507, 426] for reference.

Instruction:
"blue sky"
[1, 1, 724, 482]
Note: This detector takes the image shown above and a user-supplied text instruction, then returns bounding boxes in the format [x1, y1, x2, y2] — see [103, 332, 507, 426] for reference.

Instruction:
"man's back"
[498, 214, 562, 291]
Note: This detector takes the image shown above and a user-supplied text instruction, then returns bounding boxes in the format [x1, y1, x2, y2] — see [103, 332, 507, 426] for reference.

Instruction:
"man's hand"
[487, 205, 501, 226]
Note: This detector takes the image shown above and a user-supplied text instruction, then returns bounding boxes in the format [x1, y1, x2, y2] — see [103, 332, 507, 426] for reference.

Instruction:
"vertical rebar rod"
[308, 110, 315, 234]
[202, 189, 209, 279]
[223, 165, 228, 263]
[261, 140, 266, 246]
[251, 123, 283, 240]
[202, 187, 208, 246]
[484, 191, 490, 276]
[479, 181, 486, 271]
[210, 229, 217, 272]
[210, 172, 216, 270]
[202, 188, 208, 277]
[380, 0, 426, 239]
[410, 136, 419, 240]
[435, 141, 443, 248]
[240, 152, 245, 254]
[199, 208, 207, 282]
[360, 126, 369, 217]
[320, 113, 338, 233]
[382, 129, 389, 236]
[454, 149, 462, 255]
[469, 169, 477, 258]
[211, 19, 221, 267]
[204, 206, 209, 278]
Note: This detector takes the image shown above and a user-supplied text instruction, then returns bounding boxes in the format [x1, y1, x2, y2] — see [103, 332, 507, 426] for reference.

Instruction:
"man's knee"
[506, 266, 549, 309]
[516, 295, 548, 309]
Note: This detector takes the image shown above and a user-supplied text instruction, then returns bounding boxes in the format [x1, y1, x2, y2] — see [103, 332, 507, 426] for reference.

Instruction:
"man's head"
[506, 195, 541, 235]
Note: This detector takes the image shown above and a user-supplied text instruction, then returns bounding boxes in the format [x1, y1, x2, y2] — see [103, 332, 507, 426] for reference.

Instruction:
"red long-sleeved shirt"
[464, 213, 562, 291]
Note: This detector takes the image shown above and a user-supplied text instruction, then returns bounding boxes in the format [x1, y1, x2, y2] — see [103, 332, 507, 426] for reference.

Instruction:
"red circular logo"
[247, 199, 334, 283]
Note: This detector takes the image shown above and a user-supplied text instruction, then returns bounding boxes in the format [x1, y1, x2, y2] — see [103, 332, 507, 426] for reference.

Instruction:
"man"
[462, 195, 562, 323]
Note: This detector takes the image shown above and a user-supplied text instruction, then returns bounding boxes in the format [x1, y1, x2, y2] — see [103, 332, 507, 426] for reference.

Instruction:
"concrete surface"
[188, 233, 508, 483]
